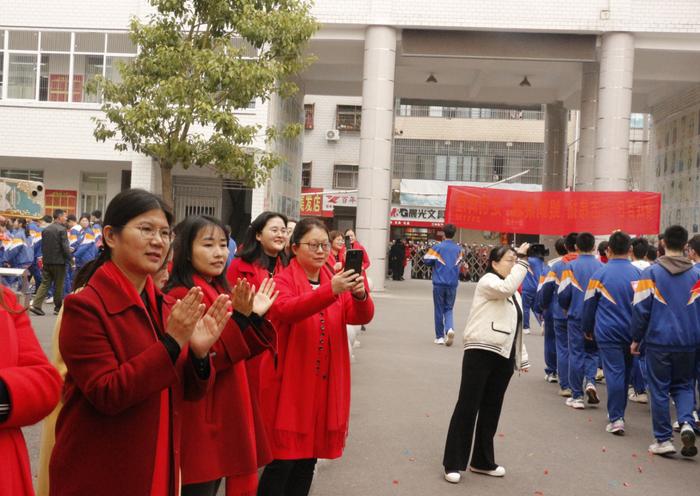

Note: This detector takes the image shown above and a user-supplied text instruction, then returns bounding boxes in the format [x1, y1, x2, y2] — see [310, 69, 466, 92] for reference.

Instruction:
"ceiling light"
[426, 73, 437, 83]
[519, 76, 531, 87]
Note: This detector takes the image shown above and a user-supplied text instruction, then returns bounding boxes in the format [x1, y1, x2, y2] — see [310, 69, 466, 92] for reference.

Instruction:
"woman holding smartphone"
[50, 189, 231, 496]
[257, 218, 374, 496]
[166, 215, 277, 496]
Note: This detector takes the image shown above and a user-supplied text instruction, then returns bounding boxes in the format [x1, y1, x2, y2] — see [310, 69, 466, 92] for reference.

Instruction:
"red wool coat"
[262, 259, 374, 460]
[226, 257, 284, 466]
[0, 287, 61, 496]
[167, 275, 275, 486]
[50, 262, 213, 496]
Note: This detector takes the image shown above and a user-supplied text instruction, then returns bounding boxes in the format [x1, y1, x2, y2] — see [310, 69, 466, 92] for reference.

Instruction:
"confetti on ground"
[392, 480, 399, 485]
[498, 433, 505, 438]
[534, 491, 544, 496]
[543, 469, 549, 475]
[408, 457, 416, 462]
[588, 417, 592, 422]
[602, 446, 607, 452]
[425, 413, 431, 417]
[623, 482, 631, 487]
[637, 466, 643, 473]
[631, 453, 638, 458]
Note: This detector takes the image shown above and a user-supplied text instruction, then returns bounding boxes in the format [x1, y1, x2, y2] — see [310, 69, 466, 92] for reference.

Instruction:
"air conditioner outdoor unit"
[326, 129, 340, 141]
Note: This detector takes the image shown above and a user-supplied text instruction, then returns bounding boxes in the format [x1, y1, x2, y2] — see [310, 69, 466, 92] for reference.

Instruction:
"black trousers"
[181, 479, 222, 496]
[257, 458, 317, 496]
[443, 349, 514, 472]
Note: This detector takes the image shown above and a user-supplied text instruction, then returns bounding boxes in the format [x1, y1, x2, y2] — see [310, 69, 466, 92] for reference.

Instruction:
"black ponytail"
[72, 189, 173, 290]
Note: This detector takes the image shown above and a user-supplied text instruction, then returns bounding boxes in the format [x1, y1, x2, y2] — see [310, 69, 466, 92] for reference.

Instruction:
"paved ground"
[24, 279, 700, 495]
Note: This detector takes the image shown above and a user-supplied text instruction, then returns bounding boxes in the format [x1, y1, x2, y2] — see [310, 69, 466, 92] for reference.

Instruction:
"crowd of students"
[0, 210, 103, 304]
[0, 188, 374, 496]
[531, 227, 700, 457]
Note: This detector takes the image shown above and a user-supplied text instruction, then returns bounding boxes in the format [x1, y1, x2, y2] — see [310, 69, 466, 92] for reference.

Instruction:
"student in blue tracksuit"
[539, 233, 578, 396]
[64, 214, 81, 295]
[73, 214, 99, 273]
[522, 245, 546, 335]
[535, 238, 567, 384]
[631, 225, 699, 457]
[423, 224, 463, 347]
[558, 232, 603, 409]
[582, 231, 641, 434]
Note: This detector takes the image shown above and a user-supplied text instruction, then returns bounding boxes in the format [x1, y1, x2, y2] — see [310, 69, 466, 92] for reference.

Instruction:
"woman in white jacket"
[443, 243, 531, 484]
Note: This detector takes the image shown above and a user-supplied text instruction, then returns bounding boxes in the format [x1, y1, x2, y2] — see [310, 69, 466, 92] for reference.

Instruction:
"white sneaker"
[434, 337, 445, 345]
[46, 296, 54, 304]
[628, 391, 648, 404]
[585, 383, 600, 404]
[469, 465, 506, 477]
[544, 373, 559, 383]
[444, 471, 461, 484]
[649, 440, 676, 455]
[523, 328, 531, 335]
[673, 421, 681, 432]
[566, 397, 585, 409]
[558, 388, 572, 397]
[606, 419, 625, 435]
[595, 368, 605, 382]
[445, 329, 455, 347]
[352, 340, 361, 348]
[680, 423, 698, 457]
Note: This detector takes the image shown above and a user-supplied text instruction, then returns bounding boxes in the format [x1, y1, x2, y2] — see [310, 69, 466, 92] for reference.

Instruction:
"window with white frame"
[0, 168, 44, 182]
[1, 30, 136, 103]
[336, 105, 361, 131]
[333, 164, 358, 189]
[80, 172, 107, 214]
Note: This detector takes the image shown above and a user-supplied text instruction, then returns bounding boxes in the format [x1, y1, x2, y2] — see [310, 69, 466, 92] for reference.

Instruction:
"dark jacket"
[41, 222, 70, 265]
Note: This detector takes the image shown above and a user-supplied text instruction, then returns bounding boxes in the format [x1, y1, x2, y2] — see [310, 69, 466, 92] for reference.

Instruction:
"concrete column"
[594, 32, 635, 191]
[543, 101, 568, 191]
[356, 26, 397, 291]
[575, 62, 598, 191]
[130, 155, 155, 191]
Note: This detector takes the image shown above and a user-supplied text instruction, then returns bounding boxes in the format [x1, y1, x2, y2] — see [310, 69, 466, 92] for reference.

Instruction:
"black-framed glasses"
[300, 241, 331, 252]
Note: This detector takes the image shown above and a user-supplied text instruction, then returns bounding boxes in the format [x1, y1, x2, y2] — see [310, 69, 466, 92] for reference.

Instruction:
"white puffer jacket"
[462, 259, 530, 370]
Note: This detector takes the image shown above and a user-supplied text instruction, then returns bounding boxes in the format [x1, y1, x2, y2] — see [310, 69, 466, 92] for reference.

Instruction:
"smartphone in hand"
[344, 249, 364, 276]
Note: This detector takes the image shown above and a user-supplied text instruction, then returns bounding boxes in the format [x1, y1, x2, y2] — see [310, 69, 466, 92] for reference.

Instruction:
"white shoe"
[628, 391, 648, 404]
[434, 337, 445, 345]
[46, 296, 54, 304]
[673, 421, 681, 432]
[444, 471, 461, 484]
[352, 340, 361, 348]
[523, 328, 531, 335]
[445, 329, 455, 347]
[469, 465, 506, 477]
[649, 440, 676, 455]
[558, 388, 572, 397]
[544, 373, 559, 383]
[606, 419, 625, 435]
[680, 423, 698, 457]
[585, 383, 600, 404]
[566, 397, 585, 409]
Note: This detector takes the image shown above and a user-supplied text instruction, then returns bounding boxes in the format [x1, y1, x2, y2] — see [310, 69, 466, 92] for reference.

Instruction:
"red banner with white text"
[445, 186, 661, 235]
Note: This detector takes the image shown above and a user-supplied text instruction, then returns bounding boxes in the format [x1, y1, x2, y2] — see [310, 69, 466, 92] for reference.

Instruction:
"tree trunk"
[160, 162, 174, 208]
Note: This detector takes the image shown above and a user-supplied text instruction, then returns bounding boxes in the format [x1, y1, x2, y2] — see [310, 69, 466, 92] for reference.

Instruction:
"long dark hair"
[290, 217, 329, 258]
[238, 211, 289, 268]
[73, 189, 173, 290]
[485, 245, 516, 277]
[165, 215, 230, 293]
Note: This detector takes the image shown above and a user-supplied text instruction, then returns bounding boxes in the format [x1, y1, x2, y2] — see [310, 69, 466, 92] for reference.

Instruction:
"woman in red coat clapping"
[257, 218, 374, 496]
[49, 189, 231, 496]
[0, 285, 61, 496]
[166, 215, 278, 496]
